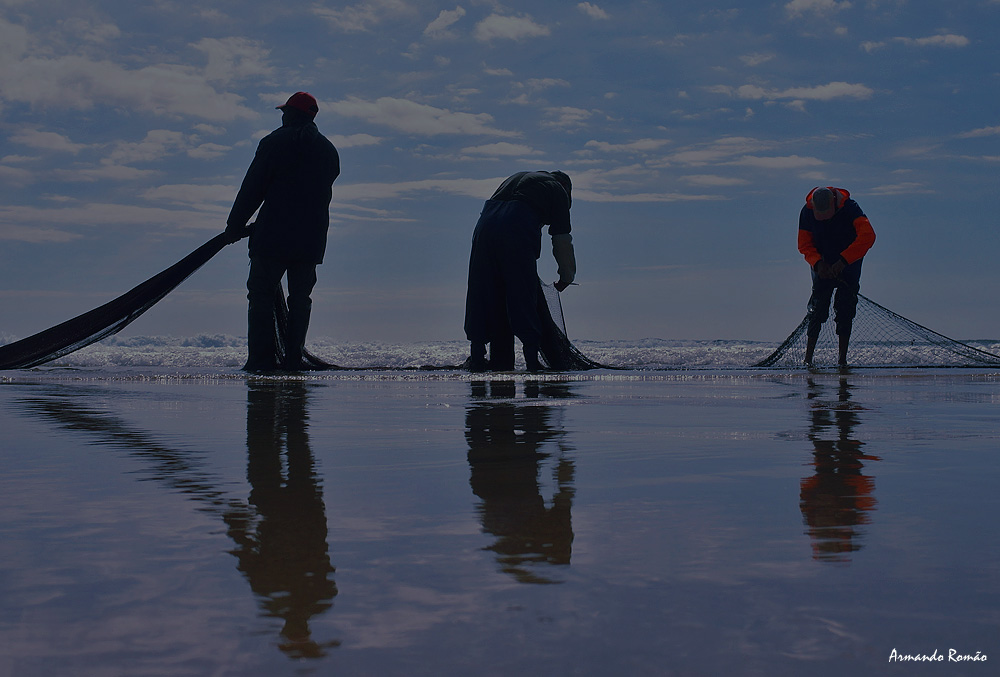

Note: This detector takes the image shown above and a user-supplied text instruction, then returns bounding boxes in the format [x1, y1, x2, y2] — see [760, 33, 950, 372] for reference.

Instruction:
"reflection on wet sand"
[224, 381, 339, 657]
[466, 380, 576, 584]
[800, 376, 880, 563]
[15, 381, 339, 659]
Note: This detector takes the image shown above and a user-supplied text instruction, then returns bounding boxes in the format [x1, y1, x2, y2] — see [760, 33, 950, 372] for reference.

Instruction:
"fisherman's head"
[277, 91, 319, 125]
[811, 187, 837, 221]
[548, 171, 572, 205]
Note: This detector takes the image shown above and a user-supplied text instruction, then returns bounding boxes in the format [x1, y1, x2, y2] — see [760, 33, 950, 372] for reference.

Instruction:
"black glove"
[813, 260, 833, 279]
[224, 222, 251, 244]
[829, 258, 847, 278]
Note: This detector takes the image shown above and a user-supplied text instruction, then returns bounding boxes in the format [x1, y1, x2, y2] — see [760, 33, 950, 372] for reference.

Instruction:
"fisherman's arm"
[225, 139, 273, 243]
[552, 233, 576, 291]
[840, 216, 876, 264]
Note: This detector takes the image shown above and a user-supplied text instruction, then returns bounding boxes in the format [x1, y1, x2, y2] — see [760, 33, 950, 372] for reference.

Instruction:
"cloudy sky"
[1, 0, 997, 345]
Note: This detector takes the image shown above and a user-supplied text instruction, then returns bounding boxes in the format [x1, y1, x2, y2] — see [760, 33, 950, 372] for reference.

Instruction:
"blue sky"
[1, 0, 997, 344]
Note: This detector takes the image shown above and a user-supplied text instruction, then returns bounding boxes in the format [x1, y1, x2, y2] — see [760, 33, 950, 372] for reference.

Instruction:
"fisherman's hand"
[813, 260, 833, 279]
[554, 279, 571, 292]
[224, 222, 251, 244]
[829, 258, 847, 278]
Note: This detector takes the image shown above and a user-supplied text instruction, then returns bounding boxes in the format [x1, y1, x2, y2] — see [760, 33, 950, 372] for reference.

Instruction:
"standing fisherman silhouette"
[226, 92, 341, 372]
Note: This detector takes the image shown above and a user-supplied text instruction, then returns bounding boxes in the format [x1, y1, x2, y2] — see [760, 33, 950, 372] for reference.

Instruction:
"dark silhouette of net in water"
[0, 234, 231, 370]
[0, 233, 340, 372]
[754, 293, 1000, 368]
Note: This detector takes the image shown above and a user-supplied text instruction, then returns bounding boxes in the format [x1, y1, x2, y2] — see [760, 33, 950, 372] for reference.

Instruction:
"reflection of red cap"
[277, 92, 319, 118]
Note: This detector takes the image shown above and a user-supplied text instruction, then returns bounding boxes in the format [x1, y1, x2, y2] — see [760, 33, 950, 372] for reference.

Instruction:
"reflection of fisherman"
[797, 187, 876, 367]
[225, 92, 341, 373]
[799, 377, 879, 563]
[464, 171, 577, 372]
[465, 381, 575, 584]
[226, 382, 339, 658]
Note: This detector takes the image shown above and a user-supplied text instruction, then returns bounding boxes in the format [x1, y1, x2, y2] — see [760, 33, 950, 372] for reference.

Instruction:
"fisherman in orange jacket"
[797, 187, 876, 366]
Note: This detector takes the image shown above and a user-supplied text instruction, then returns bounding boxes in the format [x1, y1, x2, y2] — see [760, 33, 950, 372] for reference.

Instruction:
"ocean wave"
[4, 333, 999, 373]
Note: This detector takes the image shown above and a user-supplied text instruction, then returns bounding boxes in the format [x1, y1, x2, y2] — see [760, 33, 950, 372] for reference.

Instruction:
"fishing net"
[0, 234, 230, 370]
[755, 293, 1000, 368]
[0, 230, 346, 372]
[536, 280, 606, 371]
[270, 285, 340, 371]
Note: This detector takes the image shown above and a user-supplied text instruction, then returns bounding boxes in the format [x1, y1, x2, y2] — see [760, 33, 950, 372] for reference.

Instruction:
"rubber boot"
[283, 303, 310, 371]
[804, 333, 819, 367]
[245, 303, 277, 372]
[467, 342, 488, 372]
[838, 334, 850, 367]
[488, 335, 515, 371]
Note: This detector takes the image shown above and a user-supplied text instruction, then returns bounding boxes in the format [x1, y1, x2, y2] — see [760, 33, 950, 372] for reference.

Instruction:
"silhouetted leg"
[246, 257, 286, 371]
[489, 326, 515, 371]
[805, 332, 819, 366]
[283, 263, 317, 371]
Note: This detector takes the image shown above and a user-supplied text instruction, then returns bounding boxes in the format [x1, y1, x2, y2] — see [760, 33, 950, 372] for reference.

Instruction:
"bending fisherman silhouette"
[464, 171, 577, 372]
[797, 187, 876, 367]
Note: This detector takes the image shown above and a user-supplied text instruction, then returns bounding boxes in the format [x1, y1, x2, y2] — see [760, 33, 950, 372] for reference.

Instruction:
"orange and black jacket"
[797, 187, 876, 267]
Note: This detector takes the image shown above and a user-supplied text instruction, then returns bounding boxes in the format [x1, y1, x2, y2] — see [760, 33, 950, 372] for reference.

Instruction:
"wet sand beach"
[1, 368, 998, 676]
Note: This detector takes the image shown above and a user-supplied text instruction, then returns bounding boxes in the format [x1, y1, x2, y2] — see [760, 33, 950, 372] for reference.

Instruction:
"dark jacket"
[228, 121, 340, 264]
[798, 187, 875, 266]
[489, 171, 572, 238]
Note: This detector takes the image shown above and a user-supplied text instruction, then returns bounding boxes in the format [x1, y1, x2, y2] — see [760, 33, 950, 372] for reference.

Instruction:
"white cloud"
[1, 55, 257, 121]
[585, 139, 672, 153]
[10, 129, 88, 153]
[575, 190, 723, 203]
[785, 0, 852, 17]
[727, 155, 826, 169]
[712, 81, 873, 102]
[577, 3, 610, 20]
[740, 53, 774, 67]
[524, 78, 571, 91]
[864, 34, 970, 52]
[0, 202, 221, 239]
[543, 106, 594, 127]
[187, 143, 230, 160]
[106, 130, 192, 165]
[474, 14, 550, 42]
[424, 7, 466, 38]
[191, 38, 272, 84]
[656, 137, 774, 166]
[895, 34, 970, 48]
[0, 164, 34, 185]
[958, 125, 1000, 138]
[681, 174, 750, 187]
[326, 96, 519, 137]
[142, 184, 233, 206]
[867, 181, 927, 195]
[313, 0, 412, 32]
[460, 142, 542, 156]
[54, 164, 159, 182]
[333, 177, 506, 201]
[60, 18, 121, 44]
[329, 133, 383, 148]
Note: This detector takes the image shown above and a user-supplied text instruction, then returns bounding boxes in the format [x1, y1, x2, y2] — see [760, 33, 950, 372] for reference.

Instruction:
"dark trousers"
[464, 201, 544, 369]
[247, 257, 317, 369]
[807, 260, 862, 338]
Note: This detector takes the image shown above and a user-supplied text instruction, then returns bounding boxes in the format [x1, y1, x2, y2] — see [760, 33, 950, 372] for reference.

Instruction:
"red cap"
[277, 92, 319, 118]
